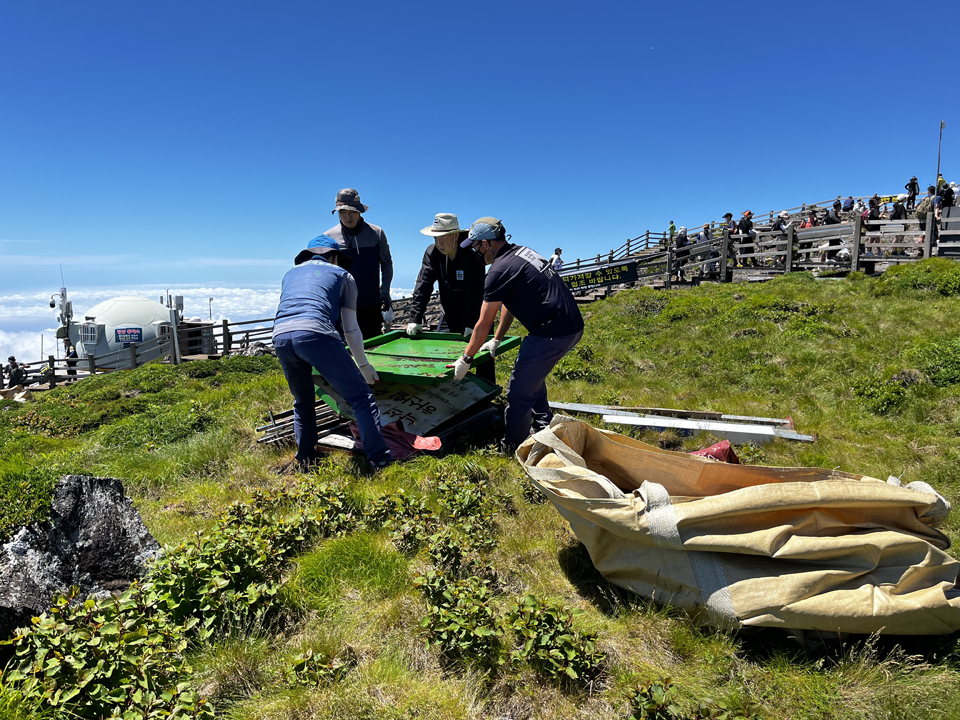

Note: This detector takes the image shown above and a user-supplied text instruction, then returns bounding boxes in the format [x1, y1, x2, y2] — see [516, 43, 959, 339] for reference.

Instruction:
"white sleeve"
[340, 308, 369, 367]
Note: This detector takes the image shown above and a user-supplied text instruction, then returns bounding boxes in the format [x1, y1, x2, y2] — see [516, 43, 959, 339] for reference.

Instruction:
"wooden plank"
[600, 415, 815, 444]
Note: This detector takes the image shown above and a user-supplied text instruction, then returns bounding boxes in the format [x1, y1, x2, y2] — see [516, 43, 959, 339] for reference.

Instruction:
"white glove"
[406, 322, 422, 336]
[358, 363, 379, 385]
[382, 307, 396, 325]
[449, 356, 471, 381]
[479, 338, 501, 358]
[462, 327, 473, 338]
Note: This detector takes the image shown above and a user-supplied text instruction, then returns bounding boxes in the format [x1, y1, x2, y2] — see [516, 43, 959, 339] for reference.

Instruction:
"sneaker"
[369, 457, 394, 472]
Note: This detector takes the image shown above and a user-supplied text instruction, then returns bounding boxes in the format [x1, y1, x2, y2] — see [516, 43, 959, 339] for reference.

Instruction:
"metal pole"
[937, 120, 945, 191]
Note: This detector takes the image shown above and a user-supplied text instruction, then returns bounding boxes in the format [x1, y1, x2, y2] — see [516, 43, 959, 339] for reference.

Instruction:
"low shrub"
[873, 258, 960, 297]
[5, 586, 212, 719]
[852, 375, 908, 415]
[508, 594, 605, 686]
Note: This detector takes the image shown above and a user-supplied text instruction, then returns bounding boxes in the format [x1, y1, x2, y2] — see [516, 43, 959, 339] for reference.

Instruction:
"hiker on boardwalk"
[323, 189, 394, 339]
[273, 235, 392, 472]
[3, 357, 26, 389]
[905, 176, 920, 211]
[915, 186, 937, 230]
[408, 213, 485, 338]
[64, 342, 79, 377]
[666, 220, 676, 248]
[449, 218, 583, 453]
[842, 196, 855, 212]
[721, 213, 737, 267]
[738, 211, 757, 267]
[549, 248, 564, 271]
[769, 211, 791, 266]
[696, 224, 718, 277]
[673, 226, 690, 279]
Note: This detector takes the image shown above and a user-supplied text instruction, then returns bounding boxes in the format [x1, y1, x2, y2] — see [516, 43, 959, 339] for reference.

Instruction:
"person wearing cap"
[408, 213, 486, 339]
[323, 189, 394, 339]
[673, 226, 690, 279]
[448, 218, 584, 453]
[272, 235, 392, 471]
[549, 248, 564, 272]
[905, 176, 920, 211]
[738, 211, 757, 267]
[4, 356, 26, 389]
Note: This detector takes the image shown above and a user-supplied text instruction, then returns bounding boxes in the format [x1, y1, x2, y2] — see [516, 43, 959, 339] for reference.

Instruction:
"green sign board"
[562, 260, 638, 292]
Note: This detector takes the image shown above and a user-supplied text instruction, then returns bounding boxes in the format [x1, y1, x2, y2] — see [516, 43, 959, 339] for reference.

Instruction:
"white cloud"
[1, 283, 427, 362]
[0, 254, 286, 268]
[0, 329, 61, 366]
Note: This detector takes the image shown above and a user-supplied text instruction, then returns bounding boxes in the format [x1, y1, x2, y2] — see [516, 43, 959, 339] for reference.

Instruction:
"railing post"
[720, 230, 730, 282]
[88, 353, 97, 374]
[129, 342, 138, 370]
[595, 253, 600, 264]
[170, 309, 182, 365]
[627, 238, 632, 256]
[222, 319, 232, 355]
[851, 214, 863, 272]
[48, 355, 56, 388]
[785, 225, 794, 273]
[923, 212, 934, 258]
[665, 251, 672, 290]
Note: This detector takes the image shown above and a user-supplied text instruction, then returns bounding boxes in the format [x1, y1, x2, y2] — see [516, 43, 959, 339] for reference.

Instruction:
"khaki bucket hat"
[420, 213, 469, 239]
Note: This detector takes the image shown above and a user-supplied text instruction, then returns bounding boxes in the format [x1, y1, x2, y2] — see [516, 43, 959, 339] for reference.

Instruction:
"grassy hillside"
[2, 260, 960, 719]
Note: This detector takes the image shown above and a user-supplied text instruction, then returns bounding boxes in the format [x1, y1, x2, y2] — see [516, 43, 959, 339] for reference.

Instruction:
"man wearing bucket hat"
[272, 234, 392, 471]
[324, 188, 394, 339]
[408, 213, 485, 339]
[447, 218, 583, 453]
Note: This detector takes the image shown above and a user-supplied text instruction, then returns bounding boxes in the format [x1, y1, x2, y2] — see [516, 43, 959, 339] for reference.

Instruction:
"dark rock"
[0, 475, 159, 639]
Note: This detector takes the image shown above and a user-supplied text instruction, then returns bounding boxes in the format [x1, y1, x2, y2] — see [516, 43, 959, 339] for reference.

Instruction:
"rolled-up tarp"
[517, 416, 959, 635]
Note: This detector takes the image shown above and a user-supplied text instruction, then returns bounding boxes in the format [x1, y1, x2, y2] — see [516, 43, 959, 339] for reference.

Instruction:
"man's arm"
[378, 229, 394, 304]
[462, 300, 502, 358]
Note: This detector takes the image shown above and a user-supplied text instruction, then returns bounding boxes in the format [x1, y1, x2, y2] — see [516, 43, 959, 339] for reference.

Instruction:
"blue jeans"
[503, 330, 583, 451]
[274, 331, 391, 465]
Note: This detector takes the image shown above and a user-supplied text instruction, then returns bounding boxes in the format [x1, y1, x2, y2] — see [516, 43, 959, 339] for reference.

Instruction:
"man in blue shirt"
[449, 218, 584, 452]
[273, 235, 391, 470]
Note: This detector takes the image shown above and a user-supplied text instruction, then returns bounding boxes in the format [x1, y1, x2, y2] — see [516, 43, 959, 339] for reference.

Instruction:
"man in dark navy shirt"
[449, 217, 584, 452]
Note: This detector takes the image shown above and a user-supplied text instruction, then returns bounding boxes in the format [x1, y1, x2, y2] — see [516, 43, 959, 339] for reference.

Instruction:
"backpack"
[942, 186, 956, 207]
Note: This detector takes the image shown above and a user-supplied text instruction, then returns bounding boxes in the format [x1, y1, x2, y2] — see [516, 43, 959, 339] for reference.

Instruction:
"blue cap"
[461, 217, 503, 248]
[307, 234, 340, 251]
[295, 234, 352, 269]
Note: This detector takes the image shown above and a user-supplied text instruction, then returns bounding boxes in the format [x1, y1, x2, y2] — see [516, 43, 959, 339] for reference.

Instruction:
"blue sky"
[1, 0, 957, 357]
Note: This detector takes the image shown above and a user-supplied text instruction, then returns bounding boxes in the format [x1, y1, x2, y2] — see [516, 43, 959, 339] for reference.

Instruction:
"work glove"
[382, 307, 395, 325]
[447, 356, 471, 381]
[479, 338, 501, 358]
[406, 322, 422, 336]
[358, 363, 380, 385]
[462, 327, 473, 339]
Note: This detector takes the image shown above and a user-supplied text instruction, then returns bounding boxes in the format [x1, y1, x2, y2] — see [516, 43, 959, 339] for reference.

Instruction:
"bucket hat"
[331, 188, 369, 214]
[421, 213, 469, 239]
[294, 234, 354, 270]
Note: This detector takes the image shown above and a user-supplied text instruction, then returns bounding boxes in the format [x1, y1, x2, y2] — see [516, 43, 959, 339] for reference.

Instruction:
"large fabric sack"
[518, 416, 960, 634]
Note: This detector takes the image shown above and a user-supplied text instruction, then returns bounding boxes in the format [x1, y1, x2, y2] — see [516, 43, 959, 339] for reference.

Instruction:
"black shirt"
[483, 243, 584, 338]
[410, 245, 486, 333]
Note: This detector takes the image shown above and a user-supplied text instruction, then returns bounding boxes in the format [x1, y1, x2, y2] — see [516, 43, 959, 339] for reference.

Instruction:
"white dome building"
[71, 296, 174, 367]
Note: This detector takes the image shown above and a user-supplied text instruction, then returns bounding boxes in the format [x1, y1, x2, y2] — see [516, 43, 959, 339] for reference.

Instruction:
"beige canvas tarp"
[517, 416, 960, 635]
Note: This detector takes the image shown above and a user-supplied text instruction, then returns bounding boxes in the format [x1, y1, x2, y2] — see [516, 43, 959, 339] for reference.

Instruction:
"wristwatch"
[462, 353, 474, 365]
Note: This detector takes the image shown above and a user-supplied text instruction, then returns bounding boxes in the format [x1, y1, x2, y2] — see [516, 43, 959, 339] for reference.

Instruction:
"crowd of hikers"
[664, 175, 957, 281]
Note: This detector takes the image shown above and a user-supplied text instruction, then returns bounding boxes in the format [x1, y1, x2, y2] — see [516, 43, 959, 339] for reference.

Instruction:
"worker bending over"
[272, 235, 392, 471]
[450, 218, 584, 452]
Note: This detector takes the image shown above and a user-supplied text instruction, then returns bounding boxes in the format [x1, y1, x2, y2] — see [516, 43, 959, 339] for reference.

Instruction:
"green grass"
[5, 260, 960, 718]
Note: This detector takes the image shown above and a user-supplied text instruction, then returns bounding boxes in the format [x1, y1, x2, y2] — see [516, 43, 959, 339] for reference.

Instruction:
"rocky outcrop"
[0, 475, 159, 638]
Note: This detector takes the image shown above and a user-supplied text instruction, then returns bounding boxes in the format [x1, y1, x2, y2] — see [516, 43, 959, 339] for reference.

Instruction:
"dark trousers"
[357, 305, 384, 340]
[503, 330, 583, 450]
[274, 331, 390, 465]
